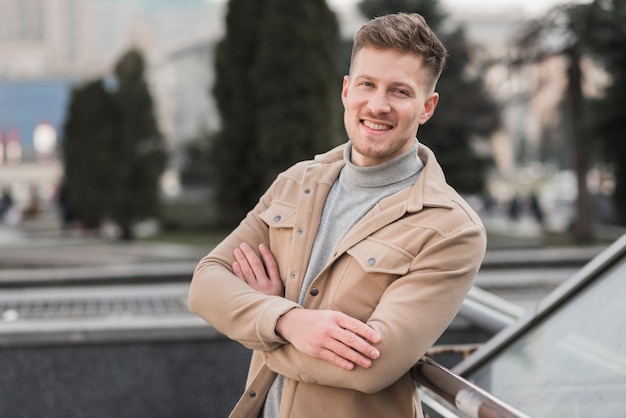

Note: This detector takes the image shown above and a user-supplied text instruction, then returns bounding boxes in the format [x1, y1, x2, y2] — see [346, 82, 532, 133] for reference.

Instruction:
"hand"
[233, 242, 284, 297]
[276, 308, 381, 371]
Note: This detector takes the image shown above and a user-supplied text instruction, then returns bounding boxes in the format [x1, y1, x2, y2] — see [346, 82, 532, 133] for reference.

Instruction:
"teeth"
[363, 121, 391, 131]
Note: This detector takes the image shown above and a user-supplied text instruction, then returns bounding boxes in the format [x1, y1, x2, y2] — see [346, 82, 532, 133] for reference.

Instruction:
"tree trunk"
[566, 45, 594, 243]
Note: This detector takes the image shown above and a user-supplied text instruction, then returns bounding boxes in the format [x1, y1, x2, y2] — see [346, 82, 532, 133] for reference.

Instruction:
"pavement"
[1, 203, 621, 267]
[0, 205, 210, 345]
[0, 203, 622, 284]
[0, 203, 624, 306]
[1, 203, 624, 347]
[0, 204, 208, 267]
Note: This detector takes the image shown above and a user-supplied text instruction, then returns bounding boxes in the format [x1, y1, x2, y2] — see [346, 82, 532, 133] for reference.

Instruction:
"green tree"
[211, 0, 267, 226]
[61, 49, 166, 240]
[572, 0, 626, 225]
[108, 49, 167, 240]
[62, 80, 117, 229]
[255, 0, 341, 188]
[211, 0, 341, 226]
[359, 0, 446, 28]
[357, 0, 499, 194]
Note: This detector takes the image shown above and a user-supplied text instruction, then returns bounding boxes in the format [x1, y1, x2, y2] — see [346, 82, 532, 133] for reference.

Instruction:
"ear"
[419, 92, 439, 125]
[341, 75, 350, 107]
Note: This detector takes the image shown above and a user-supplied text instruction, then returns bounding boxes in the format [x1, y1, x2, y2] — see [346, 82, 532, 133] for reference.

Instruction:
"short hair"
[351, 13, 447, 90]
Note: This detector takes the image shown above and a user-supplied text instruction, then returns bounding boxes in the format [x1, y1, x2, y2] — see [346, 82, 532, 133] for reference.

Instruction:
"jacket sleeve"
[188, 176, 301, 352]
[262, 222, 486, 393]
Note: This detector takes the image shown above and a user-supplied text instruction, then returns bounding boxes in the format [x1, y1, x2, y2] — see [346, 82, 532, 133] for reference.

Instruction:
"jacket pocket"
[259, 202, 297, 283]
[330, 237, 413, 321]
[346, 238, 412, 275]
[259, 201, 296, 229]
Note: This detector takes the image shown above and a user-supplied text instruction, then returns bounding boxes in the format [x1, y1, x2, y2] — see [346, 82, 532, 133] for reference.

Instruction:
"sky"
[0, 80, 72, 158]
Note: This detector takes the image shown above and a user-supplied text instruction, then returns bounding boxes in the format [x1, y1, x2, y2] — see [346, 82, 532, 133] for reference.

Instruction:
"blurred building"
[0, 0, 223, 202]
[0, 0, 99, 79]
[0, 0, 607, 208]
[0, 0, 223, 78]
[0, 0, 224, 142]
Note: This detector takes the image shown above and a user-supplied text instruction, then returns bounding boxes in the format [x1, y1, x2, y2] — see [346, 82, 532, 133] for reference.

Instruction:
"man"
[189, 12, 487, 418]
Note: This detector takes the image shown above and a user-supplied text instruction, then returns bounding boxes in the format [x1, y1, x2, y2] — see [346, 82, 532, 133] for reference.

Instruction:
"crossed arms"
[232, 242, 381, 371]
[189, 213, 485, 393]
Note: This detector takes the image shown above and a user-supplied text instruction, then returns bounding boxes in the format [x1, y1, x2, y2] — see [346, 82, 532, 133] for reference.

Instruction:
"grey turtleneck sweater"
[263, 139, 424, 418]
[298, 140, 424, 303]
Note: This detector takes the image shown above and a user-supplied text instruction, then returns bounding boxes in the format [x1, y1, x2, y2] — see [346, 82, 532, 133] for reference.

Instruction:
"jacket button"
[249, 391, 256, 398]
[297, 228, 304, 235]
[273, 215, 281, 222]
[367, 258, 376, 266]
[310, 288, 319, 296]
[304, 189, 311, 194]
[291, 272, 297, 280]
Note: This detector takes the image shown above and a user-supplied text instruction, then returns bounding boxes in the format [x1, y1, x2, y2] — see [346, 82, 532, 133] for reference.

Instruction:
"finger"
[316, 345, 356, 371]
[334, 328, 380, 364]
[232, 261, 244, 280]
[258, 244, 280, 281]
[240, 243, 269, 283]
[325, 337, 374, 369]
[338, 315, 381, 345]
[233, 248, 255, 281]
[330, 315, 381, 362]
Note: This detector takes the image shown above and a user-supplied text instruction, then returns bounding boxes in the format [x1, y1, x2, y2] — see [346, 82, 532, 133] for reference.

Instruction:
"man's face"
[341, 47, 439, 167]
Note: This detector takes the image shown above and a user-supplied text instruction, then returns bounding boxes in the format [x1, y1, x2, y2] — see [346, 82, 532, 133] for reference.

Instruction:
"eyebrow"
[354, 74, 415, 89]
[389, 82, 415, 93]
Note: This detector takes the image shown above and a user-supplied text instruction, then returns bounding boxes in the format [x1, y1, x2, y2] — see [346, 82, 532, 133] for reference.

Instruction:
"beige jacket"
[189, 143, 487, 417]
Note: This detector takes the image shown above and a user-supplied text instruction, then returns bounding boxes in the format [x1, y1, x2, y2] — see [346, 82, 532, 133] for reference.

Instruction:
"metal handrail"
[458, 286, 526, 334]
[426, 343, 482, 360]
[412, 357, 531, 418]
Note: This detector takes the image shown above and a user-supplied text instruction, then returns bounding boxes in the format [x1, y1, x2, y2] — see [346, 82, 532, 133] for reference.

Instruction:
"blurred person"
[54, 179, 76, 233]
[508, 194, 520, 221]
[529, 191, 545, 231]
[0, 187, 12, 221]
[22, 185, 40, 220]
[189, 13, 486, 418]
[0, 186, 20, 225]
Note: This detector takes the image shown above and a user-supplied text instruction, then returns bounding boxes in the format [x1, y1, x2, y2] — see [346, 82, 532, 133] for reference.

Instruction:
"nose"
[366, 89, 391, 114]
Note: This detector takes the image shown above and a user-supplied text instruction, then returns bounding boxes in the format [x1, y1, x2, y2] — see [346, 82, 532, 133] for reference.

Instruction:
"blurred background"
[1, 1, 625, 416]
[0, 0, 624, 246]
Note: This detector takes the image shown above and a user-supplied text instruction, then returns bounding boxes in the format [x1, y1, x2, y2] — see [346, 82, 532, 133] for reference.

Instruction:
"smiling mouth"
[362, 120, 392, 131]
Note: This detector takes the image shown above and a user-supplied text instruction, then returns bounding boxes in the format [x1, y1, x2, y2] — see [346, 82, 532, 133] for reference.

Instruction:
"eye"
[359, 81, 374, 88]
[393, 88, 410, 97]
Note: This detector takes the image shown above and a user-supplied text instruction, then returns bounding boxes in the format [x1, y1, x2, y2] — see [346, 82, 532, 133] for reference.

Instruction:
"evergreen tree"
[359, 0, 446, 28]
[571, 0, 626, 225]
[254, 0, 341, 188]
[62, 49, 165, 240]
[357, 0, 499, 194]
[211, 0, 268, 226]
[211, 0, 341, 226]
[423, 26, 498, 193]
[62, 80, 117, 229]
[109, 49, 167, 240]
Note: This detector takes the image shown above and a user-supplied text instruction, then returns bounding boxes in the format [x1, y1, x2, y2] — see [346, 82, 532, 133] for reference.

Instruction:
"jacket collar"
[314, 142, 454, 213]
[408, 144, 454, 212]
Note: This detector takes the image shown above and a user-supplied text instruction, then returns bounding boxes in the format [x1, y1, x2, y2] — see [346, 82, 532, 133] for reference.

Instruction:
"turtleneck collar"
[342, 140, 424, 188]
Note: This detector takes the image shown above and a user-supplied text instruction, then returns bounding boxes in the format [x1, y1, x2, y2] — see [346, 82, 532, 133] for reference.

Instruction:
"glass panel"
[468, 255, 626, 417]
